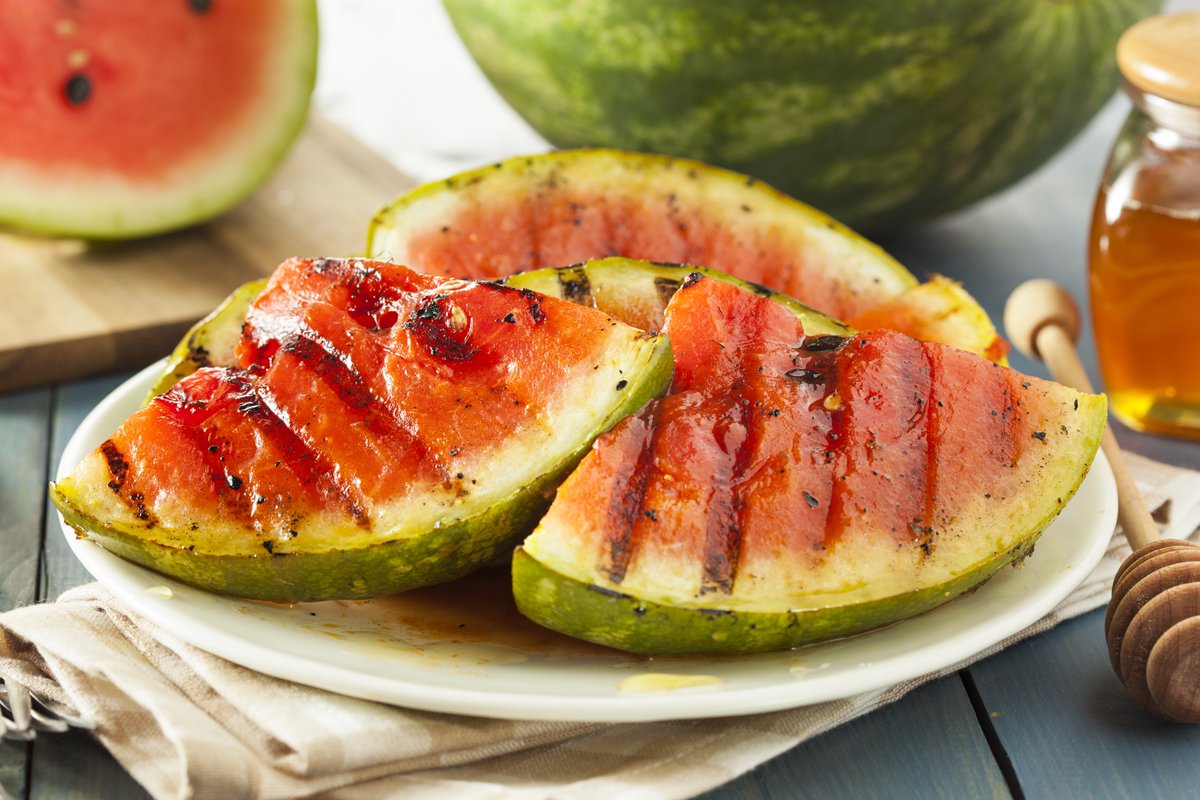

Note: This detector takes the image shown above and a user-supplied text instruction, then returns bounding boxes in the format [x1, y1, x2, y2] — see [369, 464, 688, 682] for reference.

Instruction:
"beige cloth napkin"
[3, 452, 1199, 800]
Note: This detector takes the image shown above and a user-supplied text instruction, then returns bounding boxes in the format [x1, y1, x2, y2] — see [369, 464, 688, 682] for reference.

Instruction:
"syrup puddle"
[617, 673, 723, 694]
[232, 566, 642, 671]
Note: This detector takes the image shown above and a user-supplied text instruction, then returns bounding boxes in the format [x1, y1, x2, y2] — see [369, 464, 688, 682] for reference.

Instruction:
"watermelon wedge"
[513, 275, 1105, 655]
[0, 1, 317, 238]
[366, 149, 1005, 358]
[51, 258, 672, 600]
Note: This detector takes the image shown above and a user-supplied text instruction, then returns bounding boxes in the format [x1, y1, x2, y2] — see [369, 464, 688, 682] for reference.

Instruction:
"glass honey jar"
[1089, 11, 1200, 439]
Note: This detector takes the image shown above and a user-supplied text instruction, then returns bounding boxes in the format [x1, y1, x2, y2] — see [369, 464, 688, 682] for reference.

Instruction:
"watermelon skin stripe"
[444, 0, 1161, 230]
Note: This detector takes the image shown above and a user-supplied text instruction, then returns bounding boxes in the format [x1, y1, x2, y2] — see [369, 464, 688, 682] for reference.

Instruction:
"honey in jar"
[1089, 11, 1200, 439]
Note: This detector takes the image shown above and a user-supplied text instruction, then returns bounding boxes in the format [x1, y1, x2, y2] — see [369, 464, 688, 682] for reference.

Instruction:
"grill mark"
[100, 439, 157, 525]
[915, 344, 937, 556]
[279, 329, 451, 482]
[403, 295, 480, 362]
[242, 379, 372, 528]
[518, 288, 547, 324]
[101, 439, 129, 491]
[822, 333, 933, 549]
[798, 334, 850, 353]
[700, 402, 752, 595]
[556, 265, 596, 308]
[653, 277, 682, 310]
[601, 408, 660, 584]
[157, 370, 364, 528]
[999, 372, 1023, 469]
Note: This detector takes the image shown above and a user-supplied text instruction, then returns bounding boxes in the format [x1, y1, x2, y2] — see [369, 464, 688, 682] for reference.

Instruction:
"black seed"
[803, 490, 819, 508]
[785, 368, 826, 385]
[189, 0, 213, 13]
[502, 312, 516, 324]
[64, 73, 91, 106]
[1031, 431, 1046, 441]
[226, 474, 243, 490]
[616, 380, 628, 391]
[799, 334, 849, 352]
[645, 508, 658, 521]
[261, 540, 274, 553]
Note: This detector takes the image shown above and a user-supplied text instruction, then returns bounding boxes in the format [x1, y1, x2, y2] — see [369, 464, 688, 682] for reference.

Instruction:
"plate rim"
[56, 361, 1119, 722]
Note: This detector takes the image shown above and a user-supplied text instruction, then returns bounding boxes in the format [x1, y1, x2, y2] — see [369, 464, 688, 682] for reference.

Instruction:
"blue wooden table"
[4, 39, 1200, 800]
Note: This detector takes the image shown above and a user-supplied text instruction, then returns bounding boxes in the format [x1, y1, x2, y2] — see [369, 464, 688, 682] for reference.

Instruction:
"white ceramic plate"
[57, 361, 1118, 723]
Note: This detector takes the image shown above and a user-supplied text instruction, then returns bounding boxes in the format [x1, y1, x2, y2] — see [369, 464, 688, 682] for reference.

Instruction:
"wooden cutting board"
[0, 115, 416, 393]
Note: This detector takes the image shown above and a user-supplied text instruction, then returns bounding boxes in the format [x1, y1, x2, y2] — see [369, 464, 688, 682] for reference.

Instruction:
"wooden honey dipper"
[1005, 280, 1200, 722]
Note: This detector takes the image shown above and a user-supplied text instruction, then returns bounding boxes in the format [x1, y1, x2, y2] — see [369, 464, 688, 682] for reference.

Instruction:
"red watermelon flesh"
[515, 275, 1105, 652]
[0, 0, 316, 238]
[51, 257, 673, 599]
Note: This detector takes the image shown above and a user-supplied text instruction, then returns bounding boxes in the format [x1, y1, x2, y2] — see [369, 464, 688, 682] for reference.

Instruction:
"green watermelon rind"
[512, 535, 1032, 657]
[51, 324, 674, 602]
[0, 3, 318, 239]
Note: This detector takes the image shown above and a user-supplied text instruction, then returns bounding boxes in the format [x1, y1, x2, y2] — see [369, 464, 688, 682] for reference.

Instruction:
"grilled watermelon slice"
[513, 275, 1105, 655]
[51, 258, 672, 601]
[366, 149, 1005, 359]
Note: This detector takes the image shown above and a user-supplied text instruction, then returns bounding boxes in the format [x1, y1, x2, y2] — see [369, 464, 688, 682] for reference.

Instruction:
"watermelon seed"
[64, 73, 91, 106]
[785, 368, 825, 385]
[803, 491, 819, 508]
[188, 0, 213, 13]
[616, 380, 628, 390]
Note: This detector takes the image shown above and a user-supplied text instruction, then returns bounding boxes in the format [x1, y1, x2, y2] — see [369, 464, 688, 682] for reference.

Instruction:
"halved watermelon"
[513, 275, 1105, 655]
[51, 258, 672, 600]
[366, 149, 1005, 359]
[0, 1, 317, 238]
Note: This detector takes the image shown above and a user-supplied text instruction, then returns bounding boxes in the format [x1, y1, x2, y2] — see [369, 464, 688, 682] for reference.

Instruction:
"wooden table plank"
[40, 373, 130, 601]
[969, 609, 1200, 799]
[704, 675, 1010, 800]
[0, 386, 51, 800]
[0, 387, 52, 611]
[28, 372, 151, 800]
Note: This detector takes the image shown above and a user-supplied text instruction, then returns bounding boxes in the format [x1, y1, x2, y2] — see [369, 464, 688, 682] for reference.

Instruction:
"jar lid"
[1117, 11, 1200, 107]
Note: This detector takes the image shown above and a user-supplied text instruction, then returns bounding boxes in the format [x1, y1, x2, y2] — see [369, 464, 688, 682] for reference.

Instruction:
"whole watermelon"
[443, 0, 1161, 231]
